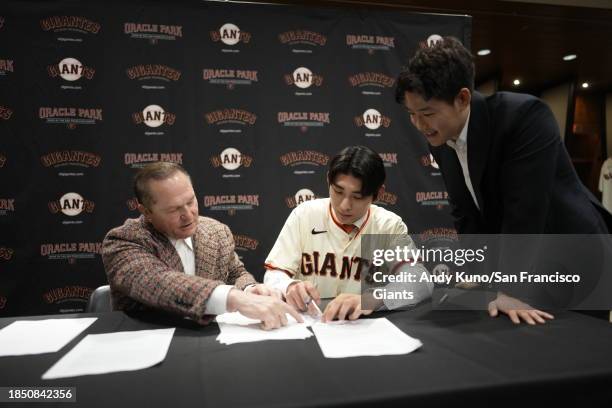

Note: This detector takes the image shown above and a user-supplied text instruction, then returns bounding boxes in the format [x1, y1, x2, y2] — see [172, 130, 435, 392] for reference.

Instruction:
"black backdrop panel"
[0, 0, 470, 316]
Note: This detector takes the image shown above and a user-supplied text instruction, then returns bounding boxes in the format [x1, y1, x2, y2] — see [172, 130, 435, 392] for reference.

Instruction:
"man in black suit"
[395, 36, 611, 324]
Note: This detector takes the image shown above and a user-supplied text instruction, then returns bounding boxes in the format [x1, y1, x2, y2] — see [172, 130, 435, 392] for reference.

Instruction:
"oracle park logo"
[348, 72, 395, 96]
[0, 105, 13, 121]
[202, 194, 260, 216]
[47, 57, 95, 90]
[0, 59, 14, 76]
[41, 150, 101, 177]
[0, 198, 15, 216]
[286, 188, 317, 209]
[124, 152, 183, 169]
[280, 150, 329, 176]
[210, 23, 251, 52]
[379, 153, 399, 168]
[39, 107, 102, 129]
[354, 108, 391, 137]
[126, 64, 181, 90]
[40, 242, 102, 264]
[374, 187, 398, 207]
[202, 68, 259, 89]
[204, 108, 257, 134]
[132, 104, 176, 135]
[284, 67, 323, 96]
[278, 30, 326, 54]
[0, 247, 14, 261]
[416, 191, 449, 209]
[277, 111, 330, 133]
[48, 192, 95, 224]
[210, 147, 253, 179]
[43, 286, 93, 308]
[40, 16, 101, 42]
[421, 153, 441, 176]
[124, 22, 183, 44]
[346, 34, 395, 54]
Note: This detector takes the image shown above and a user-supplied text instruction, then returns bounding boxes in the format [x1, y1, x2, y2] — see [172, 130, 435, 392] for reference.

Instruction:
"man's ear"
[455, 88, 472, 110]
[137, 202, 149, 220]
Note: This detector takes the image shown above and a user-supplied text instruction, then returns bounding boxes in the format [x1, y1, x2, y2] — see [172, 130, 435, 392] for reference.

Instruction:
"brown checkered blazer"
[102, 215, 256, 324]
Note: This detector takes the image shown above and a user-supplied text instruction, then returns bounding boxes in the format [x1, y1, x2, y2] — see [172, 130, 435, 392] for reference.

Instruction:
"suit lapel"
[141, 215, 183, 272]
[192, 218, 213, 278]
[466, 91, 491, 212]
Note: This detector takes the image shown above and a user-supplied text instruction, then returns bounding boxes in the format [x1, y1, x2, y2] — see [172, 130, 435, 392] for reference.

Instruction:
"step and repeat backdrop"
[0, 0, 470, 316]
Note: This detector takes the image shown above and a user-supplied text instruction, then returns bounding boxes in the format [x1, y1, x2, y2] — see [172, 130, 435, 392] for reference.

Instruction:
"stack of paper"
[42, 328, 175, 379]
[311, 318, 422, 358]
[215, 312, 314, 345]
[0, 318, 97, 357]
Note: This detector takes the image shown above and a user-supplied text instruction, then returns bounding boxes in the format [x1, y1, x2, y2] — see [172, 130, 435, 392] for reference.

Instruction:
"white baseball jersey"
[264, 197, 422, 299]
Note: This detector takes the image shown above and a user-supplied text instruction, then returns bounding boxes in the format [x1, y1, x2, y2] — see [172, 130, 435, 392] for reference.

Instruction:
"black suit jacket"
[431, 91, 612, 235]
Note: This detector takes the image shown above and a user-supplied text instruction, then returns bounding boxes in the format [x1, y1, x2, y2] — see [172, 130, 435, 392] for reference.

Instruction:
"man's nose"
[340, 197, 352, 211]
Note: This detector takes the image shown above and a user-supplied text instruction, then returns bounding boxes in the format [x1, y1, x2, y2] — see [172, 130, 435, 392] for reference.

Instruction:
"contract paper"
[42, 328, 175, 379]
[311, 318, 422, 358]
[0, 318, 97, 357]
[215, 312, 314, 345]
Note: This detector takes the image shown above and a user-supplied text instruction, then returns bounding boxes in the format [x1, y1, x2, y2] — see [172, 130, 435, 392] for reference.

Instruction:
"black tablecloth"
[1, 306, 611, 408]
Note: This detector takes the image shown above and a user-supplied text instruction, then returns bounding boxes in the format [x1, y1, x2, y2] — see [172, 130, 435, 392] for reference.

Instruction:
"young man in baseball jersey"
[264, 146, 432, 322]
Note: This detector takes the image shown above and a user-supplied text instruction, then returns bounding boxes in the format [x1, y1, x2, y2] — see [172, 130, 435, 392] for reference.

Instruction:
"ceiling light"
[513, 79, 521, 86]
[477, 49, 491, 56]
[563, 54, 577, 61]
[582, 82, 589, 88]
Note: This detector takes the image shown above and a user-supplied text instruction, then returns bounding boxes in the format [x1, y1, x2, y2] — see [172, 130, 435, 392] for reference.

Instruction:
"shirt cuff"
[263, 270, 297, 296]
[204, 284, 234, 315]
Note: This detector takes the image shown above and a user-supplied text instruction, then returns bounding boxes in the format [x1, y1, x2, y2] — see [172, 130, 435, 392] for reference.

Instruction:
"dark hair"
[133, 162, 191, 208]
[327, 146, 385, 200]
[395, 36, 474, 105]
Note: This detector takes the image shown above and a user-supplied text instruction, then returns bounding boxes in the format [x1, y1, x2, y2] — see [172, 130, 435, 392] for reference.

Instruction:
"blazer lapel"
[141, 216, 183, 272]
[466, 91, 491, 212]
[191, 218, 215, 278]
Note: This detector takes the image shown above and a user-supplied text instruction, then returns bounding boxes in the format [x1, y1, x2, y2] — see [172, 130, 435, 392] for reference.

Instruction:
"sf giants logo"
[354, 109, 391, 130]
[48, 192, 95, 216]
[0, 106, 13, 120]
[0, 247, 14, 260]
[132, 105, 176, 127]
[48, 57, 95, 81]
[210, 23, 251, 45]
[284, 67, 323, 89]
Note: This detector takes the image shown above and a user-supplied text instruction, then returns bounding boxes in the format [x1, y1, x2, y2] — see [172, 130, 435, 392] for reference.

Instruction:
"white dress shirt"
[169, 236, 233, 315]
[445, 111, 479, 210]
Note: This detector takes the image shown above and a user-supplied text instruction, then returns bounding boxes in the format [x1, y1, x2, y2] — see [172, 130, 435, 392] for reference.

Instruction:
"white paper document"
[311, 318, 422, 358]
[42, 328, 175, 380]
[215, 312, 314, 345]
[0, 318, 97, 357]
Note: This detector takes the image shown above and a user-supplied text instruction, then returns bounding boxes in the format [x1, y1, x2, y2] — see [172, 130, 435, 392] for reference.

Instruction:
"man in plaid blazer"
[102, 162, 301, 329]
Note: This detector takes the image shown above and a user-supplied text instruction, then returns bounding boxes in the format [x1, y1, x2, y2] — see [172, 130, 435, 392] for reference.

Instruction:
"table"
[1, 306, 611, 407]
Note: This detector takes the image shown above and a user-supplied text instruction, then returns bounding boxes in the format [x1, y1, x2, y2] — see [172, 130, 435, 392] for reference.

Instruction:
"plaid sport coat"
[102, 215, 256, 324]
